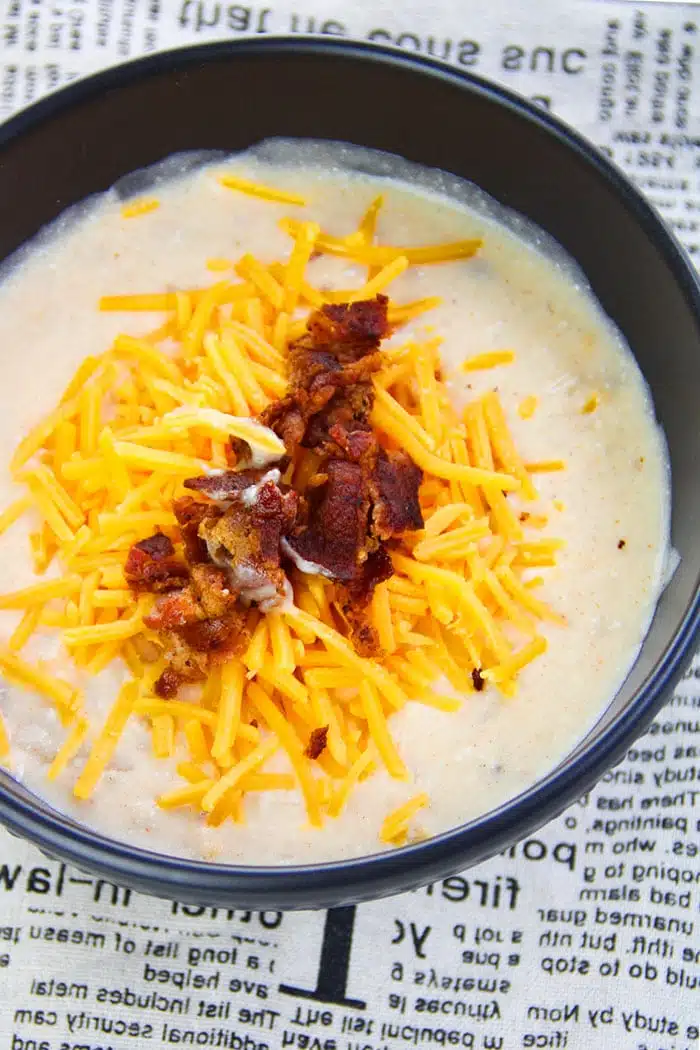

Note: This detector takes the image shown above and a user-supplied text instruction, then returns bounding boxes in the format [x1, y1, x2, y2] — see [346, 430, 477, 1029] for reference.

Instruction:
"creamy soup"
[0, 142, 670, 863]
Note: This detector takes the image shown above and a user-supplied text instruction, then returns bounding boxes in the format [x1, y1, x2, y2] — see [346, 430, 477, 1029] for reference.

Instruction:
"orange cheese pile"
[0, 177, 566, 846]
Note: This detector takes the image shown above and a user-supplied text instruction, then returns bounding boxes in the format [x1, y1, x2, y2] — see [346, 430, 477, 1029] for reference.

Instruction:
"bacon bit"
[471, 667, 485, 691]
[260, 397, 306, 453]
[145, 588, 203, 630]
[190, 564, 237, 618]
[172, 497, 218, 564]
[370, 450, 423, 539]
[328, 423, 376, 464]
[160, 631, 209, 683]
[184, 468, 266, 501]
[177, 618, 233, 651]
[260, 295, 388, 455]
[136, 533, 172, 558]
[199, 479, 298, 609]
[305, 725, 329, 760]
[304, 380, 377, 462]
[288, 460, 368, 581]
[124, 532, 188, 592]
[262, 298, 424, 650]
[154, 668, 182, 698]
[179, 609, 250, 659]
[310, 295, 390, 359]
[346, 546, 394, 605]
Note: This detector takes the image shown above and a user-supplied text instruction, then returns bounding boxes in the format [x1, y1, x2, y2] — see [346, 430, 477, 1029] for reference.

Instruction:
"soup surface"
[0, 142, 670, 863]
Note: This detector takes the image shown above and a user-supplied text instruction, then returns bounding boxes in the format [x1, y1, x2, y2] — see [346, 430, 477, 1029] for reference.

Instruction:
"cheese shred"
[0, 188, 567, 845]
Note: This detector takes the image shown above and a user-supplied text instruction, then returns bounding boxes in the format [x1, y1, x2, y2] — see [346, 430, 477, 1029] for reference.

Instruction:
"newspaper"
[0, 1, 699, 1047]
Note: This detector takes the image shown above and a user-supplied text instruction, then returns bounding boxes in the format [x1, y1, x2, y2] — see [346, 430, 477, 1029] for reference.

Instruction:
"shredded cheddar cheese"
[461, 349, 516, 371]
[47, 717, 89, 781]
[380, 792, 429, 844]
[218, 174, 306, 206]
[0, 184, 568, 844]
[518, 395, 539, 419]
[121, 197, 160, 219]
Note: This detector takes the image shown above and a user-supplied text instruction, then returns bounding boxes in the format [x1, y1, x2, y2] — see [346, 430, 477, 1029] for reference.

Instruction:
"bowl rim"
[0, 36, 698, 906]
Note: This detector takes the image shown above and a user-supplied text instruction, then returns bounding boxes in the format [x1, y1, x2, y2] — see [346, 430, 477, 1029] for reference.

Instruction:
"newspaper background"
[0, 1, 698, 1047]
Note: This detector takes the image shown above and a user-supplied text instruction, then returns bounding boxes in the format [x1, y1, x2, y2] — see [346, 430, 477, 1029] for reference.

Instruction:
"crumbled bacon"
[305, 725, 329, 760]
[173, 497, 219, 564]
[260, 296, 388, 456]
[160, 631, 210, 682]
[145, 565, 242, 632]
[286, 460, 369, 581]
[259, 396, 306, 453]
[178, 607, 250, 660]
[135, 533, 173, 558]
[184, 468, 265, 502]
[287, 449, 421, 584]
[308, 295, 390, 361]
[199, 478, 298, 610]
[303, 380, 377, 459]
[327, 422, 376, 465]
[124, 532, 189, 593]
[150, 605, 250, 700]
[190, 564, 237, 619]
[370, 450, 424, 539]
[154, 668, 182, 699]
[131, 297, 425, 697]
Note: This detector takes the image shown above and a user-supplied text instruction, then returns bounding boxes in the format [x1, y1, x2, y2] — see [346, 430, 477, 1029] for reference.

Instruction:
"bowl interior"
[0, 41, 698, 906]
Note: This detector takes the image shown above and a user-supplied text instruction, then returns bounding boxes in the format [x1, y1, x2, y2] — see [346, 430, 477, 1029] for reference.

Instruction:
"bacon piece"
[160, 632, 209, 682]
[303, 379, 378, 456]
[199, 478, 298, 610]
[308, 295, 390, 362]
[370, 450, 424, 540]
[178, 607, 251, 660]
[327, 422, 377, 465]
[184, 464, 290, 503]
[305, 726, 329, 760]
[145, 564, 241, 630]
[154, 668, 182, 699]
[173, 496, 220, 564]
[135, 533, 172, 558]
[184, 469, 264, 502]
[286, 446, 422, 654]
[259, 397, 306, 453]
[152, 606, 250, 681]
[286, 460, 370, 581]
[124, 533, 189, 593]
[144, 587, 203, 630]
[190, 564, 237, 619]
[260, 297, 388, 455]
[146, 569, 250, 691]
[177, 618, 233, 652]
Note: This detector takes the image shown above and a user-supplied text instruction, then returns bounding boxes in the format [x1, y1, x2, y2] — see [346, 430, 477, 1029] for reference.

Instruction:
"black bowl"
[0, 39, 698, 910]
